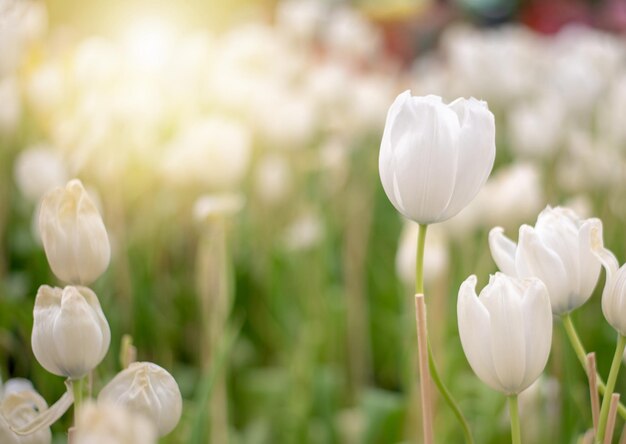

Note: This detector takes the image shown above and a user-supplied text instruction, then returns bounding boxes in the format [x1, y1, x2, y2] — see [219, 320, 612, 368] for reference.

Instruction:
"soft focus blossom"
[75, 401, 157, 444]
[283, 211, 324, 251]
[32, 285, 110, 379]
[14, 145, 67, 202]
[379, 91, 496, 225]
[254, 154, 292, 204]
[39, 179, 110, 285]
[98, 362, 182, 437]
[489, 206, 601, 314]
[162, 117, 251, 190]
[0, 389, 51, 444]
[591, 223, 626, 336]
[457, 273, 552, 395]
[193, 193, 245, 222]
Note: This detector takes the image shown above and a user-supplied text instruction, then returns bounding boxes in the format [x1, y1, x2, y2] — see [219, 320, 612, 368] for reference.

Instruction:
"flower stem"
[415, 223, 474, 444]
[597, 334, 626, 443]
[508, 395, 521, 444]
[71, 377, 83, 426]
[562, 314, 626, 419]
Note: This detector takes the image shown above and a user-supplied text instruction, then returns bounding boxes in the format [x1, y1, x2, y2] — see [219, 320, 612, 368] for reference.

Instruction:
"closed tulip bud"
[379, 91, 495, 225]
[489, 206, 601, 314]
[39, 179, 110, 285]
[457, 273, 552, 395]
[591, 223, 626, 336]
[31, 285, 110, 379]
[75, 401, 157, 444]
[98, 362, 182, 437]
[0, 390, 51, 444]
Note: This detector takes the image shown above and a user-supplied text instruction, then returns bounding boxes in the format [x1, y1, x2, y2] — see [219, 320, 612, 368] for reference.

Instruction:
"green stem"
[71, 378, 83, 426]
[597, 334, 626, 443]
[428, 344, 475, 444]
[508, 395, 521, 444]
[416, 223, 474, 444]
[562, 314, 626, 419]
[415, 224, 427, 295]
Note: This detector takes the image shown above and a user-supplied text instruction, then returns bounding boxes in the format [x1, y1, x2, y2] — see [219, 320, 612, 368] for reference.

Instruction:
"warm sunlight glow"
[123, 17, 176, 72]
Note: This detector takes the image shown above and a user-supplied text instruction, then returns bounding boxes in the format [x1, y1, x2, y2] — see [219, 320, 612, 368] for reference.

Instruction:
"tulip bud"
[38, 179, 110, 285]
[591, 223, 626, 336]
[75, 401, 157, 444]
[0, 390, 51, 444]
[489, 206, 601, 314]
[31, 285, 110, 379]
[457, 273, 552, 395]
[98, 362, 182, 436]
[379, 91, 495, 225]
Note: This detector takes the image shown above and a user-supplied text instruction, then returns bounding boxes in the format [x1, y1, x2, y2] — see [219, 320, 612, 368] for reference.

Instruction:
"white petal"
[488, 227, 518, 277]
[577, 218, 602, 304]
[519, 279, 552, 391]
[603, 266, 626, 335]
[516, 226, 570, 314]
[481, 274, 526, 394]
[457, 276, 500, 391]
[441, 97, 496, 219]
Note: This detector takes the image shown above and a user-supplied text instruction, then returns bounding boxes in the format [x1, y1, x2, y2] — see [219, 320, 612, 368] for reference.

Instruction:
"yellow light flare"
[122, 17, 177, 72]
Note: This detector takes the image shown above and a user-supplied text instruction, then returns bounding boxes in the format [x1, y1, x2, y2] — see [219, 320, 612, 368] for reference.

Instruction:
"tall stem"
[71, 378, 83, 426]
[562, 314, 626, 419]
[597, 334, 626, 443]
[508, 395, 521, 444]
[415, 224, 474, 444]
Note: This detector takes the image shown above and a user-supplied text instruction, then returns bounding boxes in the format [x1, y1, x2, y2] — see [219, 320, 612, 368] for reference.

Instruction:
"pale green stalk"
[562, 314, 626, 419]
[508, 395, 521, 444]
[597, 334, 626, 443]
[72, 377, 83, 426]
[416, 224, 474, 444]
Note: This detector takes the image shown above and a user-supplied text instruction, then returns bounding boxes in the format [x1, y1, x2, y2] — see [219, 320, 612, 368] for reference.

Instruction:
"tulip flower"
[75, 401, 157, 444]
[31, 285, 110, 379]
[457, 273, 552, 395]
[378, 91, 495, 225]
[98, 362, 182, 436]
[489, 206, 601, 314]
[0, 390, 51, 444]
[38, 179, 110, 285]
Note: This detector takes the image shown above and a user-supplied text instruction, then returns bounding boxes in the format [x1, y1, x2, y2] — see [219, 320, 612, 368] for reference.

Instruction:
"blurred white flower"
[39, 179, 110, 285]
[72, 38, 120, 90]
[1, 379, 34, 399]
[75, 401, 157, 444]
[457, 273, 552, 395]
[98, 362, 182, 437]
[283, 211, 324, 251]
[14, 145, 67, 202]
[0, 76, 20, 133]
[507, 93, 565, 158]
[162, 117, 251, 190]
[31, 285, 110, 379]
[0, 390, 51, 444]
[323, 7, 381, 62]
[254, 154, 292, 204]
[591, 223, 626, 336]
[26, 62, 66, 114]
[396, 222, 448, 287]
[489, 206, 601, 314]
[193, 193, 245, 222]
[379, 91, 495, 224]
[276, 0, 325, 43]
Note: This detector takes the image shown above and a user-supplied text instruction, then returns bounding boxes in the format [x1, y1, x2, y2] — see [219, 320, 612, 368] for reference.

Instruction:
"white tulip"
[14, 145, 67, 202]
[457, 273, 552, 395]
[379, 91, 495, 225]
[0, 389, 51, 444]
[31, 285, 110, 379]
[98, 362, 182, 437]
[38, 179, 110, 285]
[591, 223, 626, 336]
[75, 401, 157, 444]
[489, 206, 601, 314]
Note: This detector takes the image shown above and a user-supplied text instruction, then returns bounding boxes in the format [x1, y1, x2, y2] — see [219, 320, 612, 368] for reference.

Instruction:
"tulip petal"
[516, 225, 570, 314]
[441, 97, 496, 220]
[577, 218, 602, 302]
[488, 227, 518, 277]
[31, 286, 65, 376]
[481, 275, 526, 394]
[519, 279, 552, 391]
[457, 276, 500, 391]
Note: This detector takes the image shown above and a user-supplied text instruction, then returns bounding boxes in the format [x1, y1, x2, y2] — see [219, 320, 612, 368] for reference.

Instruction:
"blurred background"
[2, 0, 626, 442]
